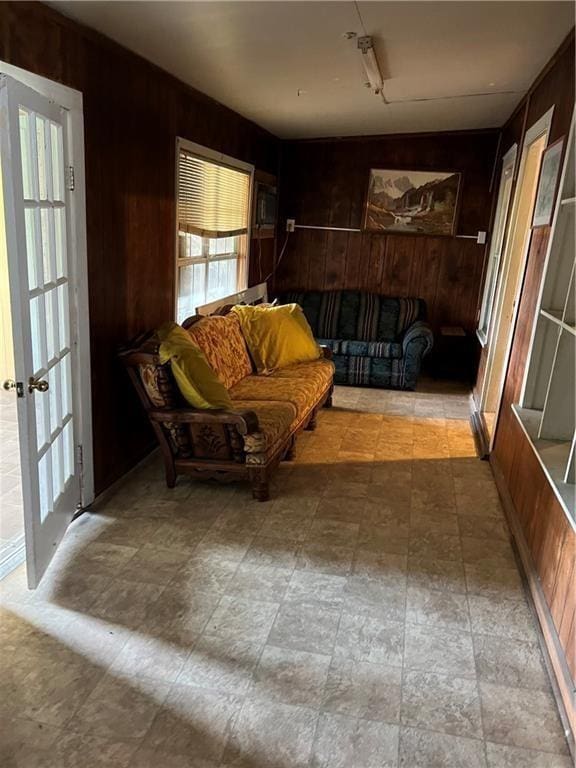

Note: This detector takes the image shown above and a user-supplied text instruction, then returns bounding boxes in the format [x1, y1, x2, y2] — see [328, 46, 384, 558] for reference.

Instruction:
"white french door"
[1, 74, 87, 587]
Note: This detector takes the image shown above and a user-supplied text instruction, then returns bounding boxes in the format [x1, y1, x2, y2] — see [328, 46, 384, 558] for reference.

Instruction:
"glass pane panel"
[57, 283, 70, 352]
[25, 208, 40, 291]
[38, 450, 52, 523]
[30, 295, 46, 374]
[61, 352, 72, 419]
[40, 208, 53, 285]
[45, 287, 57, 363]
[35, 116, 48, 201]
[63, 419, 74, 482]
[50, 122, 64, 202]
[34, 390, 48, 452]
[177, 262, 206, 323]
[48, 362, 62, 435]
[54, 207, 67, 278]
[19, 109, 35, 200]
[52, 431, 64, 504]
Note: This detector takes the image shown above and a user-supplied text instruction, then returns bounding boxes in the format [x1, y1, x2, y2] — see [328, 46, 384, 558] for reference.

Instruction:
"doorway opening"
[480, 108, 554, 445]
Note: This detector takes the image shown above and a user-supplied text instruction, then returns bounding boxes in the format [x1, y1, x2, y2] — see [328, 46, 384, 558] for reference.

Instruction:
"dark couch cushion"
[318, 339, 403, 359]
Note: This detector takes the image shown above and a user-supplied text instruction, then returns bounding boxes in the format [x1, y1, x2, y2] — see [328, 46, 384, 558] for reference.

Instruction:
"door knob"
[2, 379, 16, 391]
[28, 376, 49, 393]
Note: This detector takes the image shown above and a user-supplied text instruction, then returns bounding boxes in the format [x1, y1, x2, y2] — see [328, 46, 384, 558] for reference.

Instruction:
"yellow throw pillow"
[157, 322, 232, 410]
[232, 303, 321, 373]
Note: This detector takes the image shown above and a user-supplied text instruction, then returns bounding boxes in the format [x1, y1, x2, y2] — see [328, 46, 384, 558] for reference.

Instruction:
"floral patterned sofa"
[277, 290, 433, 390]
[120, 311, 334, 500]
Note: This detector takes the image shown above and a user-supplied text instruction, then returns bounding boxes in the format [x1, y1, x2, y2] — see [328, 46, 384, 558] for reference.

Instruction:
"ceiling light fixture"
[357, 36, 383, 94]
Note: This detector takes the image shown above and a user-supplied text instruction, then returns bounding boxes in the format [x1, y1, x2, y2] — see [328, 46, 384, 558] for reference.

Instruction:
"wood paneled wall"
[486, 31, 575, 731]
[275, 130, 500, 335]
[0, 2, 280, 494]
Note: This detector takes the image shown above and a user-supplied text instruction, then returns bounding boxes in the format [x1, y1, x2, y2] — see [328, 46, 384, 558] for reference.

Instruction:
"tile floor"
[0, 395, 25, 569]
[0, 384, 571, 767]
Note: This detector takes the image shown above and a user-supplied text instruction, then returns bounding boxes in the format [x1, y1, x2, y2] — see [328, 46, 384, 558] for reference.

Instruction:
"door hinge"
[66, 165, 75, 191]
[77, 444, 83, 471]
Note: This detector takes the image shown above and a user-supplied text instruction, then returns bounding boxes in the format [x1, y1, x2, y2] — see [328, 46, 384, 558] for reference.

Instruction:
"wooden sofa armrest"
[148, 407, 260, 436]
[319, 345, 333, 360]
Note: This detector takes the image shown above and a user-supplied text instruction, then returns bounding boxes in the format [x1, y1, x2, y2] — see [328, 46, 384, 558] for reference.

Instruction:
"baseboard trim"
[469, 396, 490, 459]
[491, 454, 575, 755]
[0, 535, 26, 581]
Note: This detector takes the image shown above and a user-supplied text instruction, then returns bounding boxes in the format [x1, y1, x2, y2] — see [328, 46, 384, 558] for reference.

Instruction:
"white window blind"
[178, 150, 251, 238]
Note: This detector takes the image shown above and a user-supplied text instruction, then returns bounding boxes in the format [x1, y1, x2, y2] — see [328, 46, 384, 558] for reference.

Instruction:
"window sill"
[511, 404, 575, 530]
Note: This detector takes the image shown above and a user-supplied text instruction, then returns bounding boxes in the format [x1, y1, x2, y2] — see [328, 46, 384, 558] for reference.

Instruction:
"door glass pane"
[52, 431, 64, 503]
[63, 419, 74, 482]
[34, 390, 48, 452]
[40, 208, 53, 285]
[54, 207, 67, 279]
[61, 352, 72, 419]
[30, 295, 46, 374]
[48, 363, 61, 436]
[44, 287, 57, 363]
[19, 108, 35, 200]
[24, 208, 39, 291]
[38, 451, 52, 523]
[50, 122, 64, 202]
[35, 115, 48, 201]
[57, 283, 70, 352]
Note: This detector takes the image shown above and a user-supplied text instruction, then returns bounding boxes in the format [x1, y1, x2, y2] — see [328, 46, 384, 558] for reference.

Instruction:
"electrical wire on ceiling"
[350, 2, 519, 108]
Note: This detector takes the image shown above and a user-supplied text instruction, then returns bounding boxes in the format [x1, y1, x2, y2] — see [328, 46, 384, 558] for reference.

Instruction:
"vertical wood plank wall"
[275, 130, 500, 336]
[484, 33, 575, 724]
[0, 1, 280, 494]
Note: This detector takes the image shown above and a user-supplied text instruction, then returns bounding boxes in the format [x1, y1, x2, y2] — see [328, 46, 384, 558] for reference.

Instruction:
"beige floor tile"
[242, 536, 301, 569]
[109, 632, 190, 683]
[404, 623, 475, 678]
[204, 596, 279, 644]
[311, 713, 399, 768]
[74, 674, 170, 740]
[409, 508, 459, 535]
[406, 585, 470, 631]
[343, 575, 406, 622]
[251, 645, 331, 707]
[408, 555, 466, 593]
[177, 634, 262, 694]
[399, 726, 487, 768]
[54, 732, 139, 768]
[409, 531, 463, 561]
[224, 563, 291, 603]
[468, 595, 538, 641]
[118, 544, 192, 585]
[458, 514, 509, 540]
[90, 580, 166, 629]
[268, 602, 341, 655]
[334, 613, 404, 667]
[295, 541, 355, 576]
[480, 682, 568, 754]
[143, 684, 242, 761]
[352, 550, 407, 584]
[464, 563, 525, 600]
[284, 570, 347, 611]
[485, 742, 572, 767]
[473, 634, 550, 691]
[357, 524, 409, 555]
[323, 657, 402, 722]
[222, 698, 318, 767]
[315, 496, 368, 522]
[401, 670, 482, 739]
[306, 519, 361, 547]
[461, 536, 516, 567]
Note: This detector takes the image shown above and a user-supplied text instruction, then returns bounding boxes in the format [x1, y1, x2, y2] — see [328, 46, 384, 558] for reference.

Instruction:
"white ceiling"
[49, 1, 575, 139]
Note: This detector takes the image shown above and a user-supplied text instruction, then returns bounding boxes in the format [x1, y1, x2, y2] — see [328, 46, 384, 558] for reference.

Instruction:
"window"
[477, 144, 517, 346]
[175, 140, 253, 322]
[517, 112, 575, 521]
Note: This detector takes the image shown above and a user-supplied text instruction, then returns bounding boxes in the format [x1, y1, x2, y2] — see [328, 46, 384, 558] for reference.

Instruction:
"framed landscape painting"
[364, 168, 461, 236]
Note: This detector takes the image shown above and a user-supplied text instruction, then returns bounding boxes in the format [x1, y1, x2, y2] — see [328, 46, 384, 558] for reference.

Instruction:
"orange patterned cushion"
[187, 314, 253, 390]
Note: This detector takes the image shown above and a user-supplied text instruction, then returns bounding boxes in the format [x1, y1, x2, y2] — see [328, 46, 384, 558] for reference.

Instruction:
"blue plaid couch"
[277, 290, 433, 390]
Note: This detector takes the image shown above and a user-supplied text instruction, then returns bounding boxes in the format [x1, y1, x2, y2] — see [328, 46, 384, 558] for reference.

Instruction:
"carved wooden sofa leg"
[305, 409, 318, 431]
[284, 436, 297, 461]
[324, 386, 334, 408]
[164, 458, 177, 488]
[248, 466, 270, 502]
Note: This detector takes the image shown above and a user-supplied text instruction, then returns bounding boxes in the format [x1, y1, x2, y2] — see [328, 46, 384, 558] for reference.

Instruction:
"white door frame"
[0, 60, 94, 509]
[482, 106, 554, 449]
[476, 142, 518, 348]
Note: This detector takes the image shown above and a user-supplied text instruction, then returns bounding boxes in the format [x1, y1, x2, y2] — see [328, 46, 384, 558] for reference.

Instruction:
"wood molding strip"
[491, 454, 576, 754]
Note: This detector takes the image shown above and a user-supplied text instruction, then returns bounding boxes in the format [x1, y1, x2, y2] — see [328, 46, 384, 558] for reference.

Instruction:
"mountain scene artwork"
[364, 168, 461, 235]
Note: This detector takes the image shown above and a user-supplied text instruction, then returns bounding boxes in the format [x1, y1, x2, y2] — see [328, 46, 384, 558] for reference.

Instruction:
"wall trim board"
[284, 127, 500, 146]
[491, 453, 576, 751]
